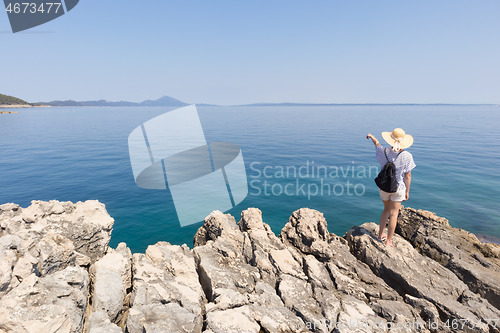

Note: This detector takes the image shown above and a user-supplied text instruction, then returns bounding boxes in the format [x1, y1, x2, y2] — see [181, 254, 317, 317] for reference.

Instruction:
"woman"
[366, 128, 416, 247]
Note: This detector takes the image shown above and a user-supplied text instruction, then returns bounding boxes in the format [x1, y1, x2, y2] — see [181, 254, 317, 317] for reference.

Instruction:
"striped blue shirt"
[376, 146, 416, 191]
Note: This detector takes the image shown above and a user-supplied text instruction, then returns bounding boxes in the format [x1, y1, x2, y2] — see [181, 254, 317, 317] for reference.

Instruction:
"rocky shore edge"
[0, 200, 499, 333]
[0, 105, 50, 109]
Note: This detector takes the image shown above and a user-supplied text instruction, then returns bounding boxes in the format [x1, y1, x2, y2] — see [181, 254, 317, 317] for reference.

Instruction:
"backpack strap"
[383, 148, 389, 163]
[394, 150, 403, 161]
[384, 148, 403, 163]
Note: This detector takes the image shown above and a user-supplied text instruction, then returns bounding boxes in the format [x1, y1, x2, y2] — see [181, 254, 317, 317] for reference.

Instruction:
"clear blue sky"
[1, 1, 499, 104]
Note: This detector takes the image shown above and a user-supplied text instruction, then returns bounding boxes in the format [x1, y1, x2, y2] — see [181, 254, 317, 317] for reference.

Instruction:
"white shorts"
[379, 187, 405, 202]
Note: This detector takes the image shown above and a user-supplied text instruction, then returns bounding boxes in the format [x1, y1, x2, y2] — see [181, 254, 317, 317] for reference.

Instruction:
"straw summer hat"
[382, 128, 413, 152]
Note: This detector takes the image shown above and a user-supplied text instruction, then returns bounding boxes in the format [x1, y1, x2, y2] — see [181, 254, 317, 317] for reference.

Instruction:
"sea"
[1, 105, 499, 253]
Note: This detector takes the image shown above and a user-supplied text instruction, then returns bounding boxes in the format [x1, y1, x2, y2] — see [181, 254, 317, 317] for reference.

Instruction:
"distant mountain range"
[40, 98, 497, 107]
[2, 92, 498, 108]
[39, 95, 189, 107]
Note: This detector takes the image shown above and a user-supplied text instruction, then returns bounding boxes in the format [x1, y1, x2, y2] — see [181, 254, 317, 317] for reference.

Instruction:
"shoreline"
[0, 104, 51, 109]
[475, 233, 500, 245]
[0, 200, 499, 332]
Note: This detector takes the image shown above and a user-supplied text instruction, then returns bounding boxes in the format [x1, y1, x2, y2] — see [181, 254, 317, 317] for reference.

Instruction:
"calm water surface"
[1, 105, 499, 252]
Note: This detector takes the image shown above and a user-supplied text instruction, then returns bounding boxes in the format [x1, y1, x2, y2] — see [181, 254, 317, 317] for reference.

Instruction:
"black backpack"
[375, 148, 402, 193]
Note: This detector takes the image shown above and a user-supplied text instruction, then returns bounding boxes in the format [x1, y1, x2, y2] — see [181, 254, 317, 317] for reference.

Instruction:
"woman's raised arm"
[366, 133, 381, 148]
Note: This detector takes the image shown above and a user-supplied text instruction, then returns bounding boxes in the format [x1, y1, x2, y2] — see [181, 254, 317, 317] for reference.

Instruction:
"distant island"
[39, 95, 189, 107]
[0, 94, 189, 108]
[0, 93, 30, 105]
[0, 93, 49, 112]
[1, 92, 498, 109]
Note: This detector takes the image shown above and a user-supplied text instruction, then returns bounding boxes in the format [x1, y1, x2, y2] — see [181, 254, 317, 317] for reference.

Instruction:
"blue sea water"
[1, 105, 499, 253]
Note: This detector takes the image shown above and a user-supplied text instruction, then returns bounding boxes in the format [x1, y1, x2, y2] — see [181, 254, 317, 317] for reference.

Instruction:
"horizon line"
[3, 93, 499, 107]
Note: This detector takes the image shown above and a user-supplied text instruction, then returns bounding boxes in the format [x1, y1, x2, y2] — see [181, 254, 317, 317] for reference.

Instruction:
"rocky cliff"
[0, 200, 499, 333]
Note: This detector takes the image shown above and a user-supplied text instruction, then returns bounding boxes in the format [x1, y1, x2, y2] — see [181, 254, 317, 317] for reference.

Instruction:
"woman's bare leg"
[385, 200, 402, 247]
[378, 200, 391, 240]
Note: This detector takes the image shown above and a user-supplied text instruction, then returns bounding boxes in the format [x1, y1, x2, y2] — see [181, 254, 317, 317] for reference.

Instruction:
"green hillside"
[0, 93, 29, 105]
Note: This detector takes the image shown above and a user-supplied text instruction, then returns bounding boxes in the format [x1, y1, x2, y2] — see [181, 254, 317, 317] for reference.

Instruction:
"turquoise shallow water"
[1, 105, 499, 252]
